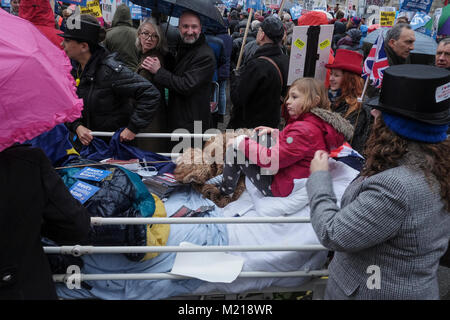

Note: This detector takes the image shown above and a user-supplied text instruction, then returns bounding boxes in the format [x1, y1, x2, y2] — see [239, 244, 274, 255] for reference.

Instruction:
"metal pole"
[53, 270, 329, 282]
[90, 216, 312, 225]
[90, 132, 218, 139]
[43, 244, 328, 255]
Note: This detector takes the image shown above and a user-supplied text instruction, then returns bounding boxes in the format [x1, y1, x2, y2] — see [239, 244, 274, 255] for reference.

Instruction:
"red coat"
[238, 111, 346, 197]
[19, 0, 63, 49]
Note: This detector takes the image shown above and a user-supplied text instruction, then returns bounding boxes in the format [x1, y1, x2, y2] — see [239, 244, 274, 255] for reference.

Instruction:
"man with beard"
[143, 11, 216, 134]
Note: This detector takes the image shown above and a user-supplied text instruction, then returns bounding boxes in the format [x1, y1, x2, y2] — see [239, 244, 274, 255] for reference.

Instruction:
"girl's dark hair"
[362, 117, 450, 211]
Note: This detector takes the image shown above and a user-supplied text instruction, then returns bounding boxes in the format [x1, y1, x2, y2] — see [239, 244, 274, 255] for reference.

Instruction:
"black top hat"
[367, 64, 450, 125]
[58, 18, 100, 44]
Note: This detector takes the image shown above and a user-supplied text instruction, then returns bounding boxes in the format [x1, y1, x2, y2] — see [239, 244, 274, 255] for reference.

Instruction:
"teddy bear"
[173, 130, 252, 208]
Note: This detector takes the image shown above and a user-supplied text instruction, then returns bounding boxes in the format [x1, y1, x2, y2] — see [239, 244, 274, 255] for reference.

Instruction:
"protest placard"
[287, 24, 334, 85]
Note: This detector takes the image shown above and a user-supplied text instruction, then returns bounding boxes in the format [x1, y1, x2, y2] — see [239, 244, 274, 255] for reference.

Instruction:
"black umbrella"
[363, 28, 437, 56]
[130, 0, 226, 32]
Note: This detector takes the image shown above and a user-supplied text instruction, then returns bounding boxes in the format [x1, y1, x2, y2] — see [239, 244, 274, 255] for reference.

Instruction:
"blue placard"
[290, 5, 303, 20]
[69, 180, 100, 204]
[1, 0, 11, 8]
[72, 167, 112, 182]
[400, 0, 434, 14]
[246, 0, 263, 10]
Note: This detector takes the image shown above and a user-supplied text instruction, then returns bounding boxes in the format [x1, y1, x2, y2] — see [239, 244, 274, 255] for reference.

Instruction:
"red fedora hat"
[325, 49, 363, 75]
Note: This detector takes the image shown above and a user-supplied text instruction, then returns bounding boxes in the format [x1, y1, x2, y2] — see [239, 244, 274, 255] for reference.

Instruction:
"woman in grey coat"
[306, 64, 450, 299]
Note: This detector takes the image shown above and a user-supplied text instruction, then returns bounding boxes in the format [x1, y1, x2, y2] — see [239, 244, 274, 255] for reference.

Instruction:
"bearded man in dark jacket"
[228, 16, 289, 130]
[143, 11, 216, 133]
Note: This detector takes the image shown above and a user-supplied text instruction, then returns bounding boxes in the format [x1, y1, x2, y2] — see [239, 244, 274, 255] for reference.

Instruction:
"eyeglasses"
[139, 32, 159, 40]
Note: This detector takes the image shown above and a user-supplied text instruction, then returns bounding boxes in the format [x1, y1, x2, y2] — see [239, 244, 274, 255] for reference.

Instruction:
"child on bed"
[220, 77, 354, 197]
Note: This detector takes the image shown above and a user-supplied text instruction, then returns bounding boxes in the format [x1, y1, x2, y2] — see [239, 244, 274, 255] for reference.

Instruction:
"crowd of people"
[1, 0, 449, 300]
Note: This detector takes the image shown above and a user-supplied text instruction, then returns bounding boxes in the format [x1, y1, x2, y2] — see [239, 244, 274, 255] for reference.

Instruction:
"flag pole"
[357, 76, 370, 103]
[236, 8, 254, 70]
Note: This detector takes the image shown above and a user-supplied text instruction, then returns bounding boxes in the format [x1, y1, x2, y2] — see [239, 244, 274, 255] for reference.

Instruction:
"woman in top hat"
[60, 14, 161, 148]
[306, 64, 450, 299]
[326, 49, 372, 154]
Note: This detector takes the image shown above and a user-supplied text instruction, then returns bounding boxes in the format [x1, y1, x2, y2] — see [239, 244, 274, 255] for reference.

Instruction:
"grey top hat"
[367, 64, 450, 125]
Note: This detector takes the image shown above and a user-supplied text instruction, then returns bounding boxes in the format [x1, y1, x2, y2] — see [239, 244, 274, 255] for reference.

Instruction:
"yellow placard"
[380, 11, 396, 27]
[80, 0, 103, 18]
[294, 38, 306, 50]
[319, 39, 330, 50]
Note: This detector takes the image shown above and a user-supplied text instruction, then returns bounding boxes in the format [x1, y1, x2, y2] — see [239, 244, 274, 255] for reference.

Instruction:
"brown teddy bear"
[173, 130, 252, 208]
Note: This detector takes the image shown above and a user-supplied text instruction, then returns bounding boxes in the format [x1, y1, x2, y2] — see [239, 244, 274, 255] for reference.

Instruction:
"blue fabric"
[80, 128, 175, 174]
[382, 112, 449, 143]
[55, 185, 228, 300]
[26, 124, 79, 166]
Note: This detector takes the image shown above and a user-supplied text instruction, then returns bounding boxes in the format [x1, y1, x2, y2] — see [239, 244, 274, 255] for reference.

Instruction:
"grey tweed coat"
[306, 144, 450, 299]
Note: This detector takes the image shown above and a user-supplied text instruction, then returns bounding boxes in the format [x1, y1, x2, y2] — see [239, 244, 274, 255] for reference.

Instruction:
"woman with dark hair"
[60, 14, 161, 148]
[326, 49, 371, 154]
[307, 64, 450, 300]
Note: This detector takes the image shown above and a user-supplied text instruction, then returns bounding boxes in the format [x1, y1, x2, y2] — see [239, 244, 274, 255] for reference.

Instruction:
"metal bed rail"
[53, 132, 330, 299]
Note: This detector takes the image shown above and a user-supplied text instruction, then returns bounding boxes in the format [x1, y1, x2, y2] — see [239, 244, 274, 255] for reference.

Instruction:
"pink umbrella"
[0, 10, 83, 152]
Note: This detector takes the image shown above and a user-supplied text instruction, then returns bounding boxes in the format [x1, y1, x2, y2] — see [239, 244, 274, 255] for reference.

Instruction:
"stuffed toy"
[174, 130, 253, 208]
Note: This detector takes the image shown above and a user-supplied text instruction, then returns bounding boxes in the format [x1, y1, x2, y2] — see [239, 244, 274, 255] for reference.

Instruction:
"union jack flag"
[362, 31, 389, 89]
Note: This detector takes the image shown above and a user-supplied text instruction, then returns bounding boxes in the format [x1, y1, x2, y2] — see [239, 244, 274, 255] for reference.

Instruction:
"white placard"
[287, 24, 334, 85]
[435, 82, 450, 103]
[169, 242, 245, 283]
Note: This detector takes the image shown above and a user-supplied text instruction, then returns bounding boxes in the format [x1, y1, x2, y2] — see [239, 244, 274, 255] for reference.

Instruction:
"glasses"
[140, 32, 159, 41]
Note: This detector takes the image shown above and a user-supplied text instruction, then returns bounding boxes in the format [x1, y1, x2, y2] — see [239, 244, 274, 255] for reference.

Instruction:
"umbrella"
[362, 27, 437, 56]
[0, 10, 83, 152]
[130, 0, 226, 32]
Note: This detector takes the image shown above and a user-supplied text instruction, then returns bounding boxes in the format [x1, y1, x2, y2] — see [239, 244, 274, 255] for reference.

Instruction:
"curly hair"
[334, 71, 364, 118]
[362, 118, 450, 211]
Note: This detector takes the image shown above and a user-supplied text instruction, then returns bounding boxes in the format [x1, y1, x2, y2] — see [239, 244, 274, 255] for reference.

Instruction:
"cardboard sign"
[72, 167, 112, 182]
[380, 11, 396, 26]
[69, 181, 100, 204]
[80, 0, 103, 18]
[287, 24, 334, 85]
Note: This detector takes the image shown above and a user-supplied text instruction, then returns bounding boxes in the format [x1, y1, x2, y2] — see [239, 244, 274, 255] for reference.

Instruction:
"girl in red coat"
[220, 78, 353, 197]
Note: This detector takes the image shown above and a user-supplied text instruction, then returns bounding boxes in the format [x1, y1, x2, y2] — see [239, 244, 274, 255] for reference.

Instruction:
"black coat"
[67, 46, 161, 135]
[0, 145, 90, 299]
[331, 101, 372, 154]
[153, 34, 216, 133]
[228, 43, 289, 130]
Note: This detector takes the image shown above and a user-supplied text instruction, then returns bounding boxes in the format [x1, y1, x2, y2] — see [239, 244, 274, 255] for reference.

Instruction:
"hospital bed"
[45, 132, 360, 300]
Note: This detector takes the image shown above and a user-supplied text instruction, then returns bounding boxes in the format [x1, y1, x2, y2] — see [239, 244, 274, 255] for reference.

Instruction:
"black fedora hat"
[58, 17, 100, 44]
[367, 64, 450, 125]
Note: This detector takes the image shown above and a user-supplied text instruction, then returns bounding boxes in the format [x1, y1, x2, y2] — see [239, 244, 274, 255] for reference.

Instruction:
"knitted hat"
[325, 49, 363, 75]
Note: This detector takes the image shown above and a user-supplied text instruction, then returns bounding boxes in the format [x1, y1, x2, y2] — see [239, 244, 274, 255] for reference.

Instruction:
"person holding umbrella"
[307, 64, 450, 299]
[60, 14, 161, 147]
[0, 9, 91, 300]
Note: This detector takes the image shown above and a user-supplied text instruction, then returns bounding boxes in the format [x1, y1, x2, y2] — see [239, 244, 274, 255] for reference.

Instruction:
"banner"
[290, 4, 303, 20]
[62, 0, 87, 6]
[1, 0, 11, 7]
[245, 0, 263, 10]
[400, 0, 434, 14]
